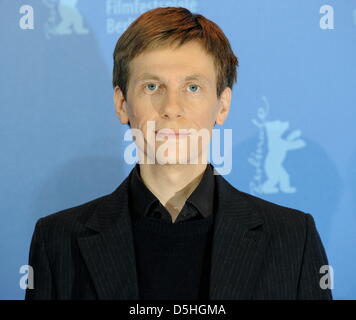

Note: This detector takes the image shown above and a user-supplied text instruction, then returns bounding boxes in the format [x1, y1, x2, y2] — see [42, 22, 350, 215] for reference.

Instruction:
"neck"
[139, 163, 208, 222]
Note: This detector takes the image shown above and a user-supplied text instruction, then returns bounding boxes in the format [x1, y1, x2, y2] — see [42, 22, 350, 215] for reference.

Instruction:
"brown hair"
[112, 7, 238, 100]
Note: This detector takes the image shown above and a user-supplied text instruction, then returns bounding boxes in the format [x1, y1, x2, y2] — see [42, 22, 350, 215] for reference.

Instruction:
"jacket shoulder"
[35, 193, 110, 235]
[34, 175, 130, 239]
[234, 187, 310, 231]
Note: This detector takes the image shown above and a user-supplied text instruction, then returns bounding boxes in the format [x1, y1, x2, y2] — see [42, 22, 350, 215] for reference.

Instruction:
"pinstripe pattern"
[25, 168, 333, 300]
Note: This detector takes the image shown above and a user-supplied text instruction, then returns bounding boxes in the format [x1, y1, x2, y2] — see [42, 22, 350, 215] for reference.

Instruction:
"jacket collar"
[78, 167, 270, 299]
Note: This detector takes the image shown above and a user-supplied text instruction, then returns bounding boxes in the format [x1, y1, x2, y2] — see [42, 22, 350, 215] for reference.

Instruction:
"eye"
[144, 83, 159, 92]
[187, 84, 200, 93]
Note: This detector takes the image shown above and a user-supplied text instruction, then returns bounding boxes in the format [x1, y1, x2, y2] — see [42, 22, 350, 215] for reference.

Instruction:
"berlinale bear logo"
[43, 0, 89, 38]
[249, 96, 306, 195]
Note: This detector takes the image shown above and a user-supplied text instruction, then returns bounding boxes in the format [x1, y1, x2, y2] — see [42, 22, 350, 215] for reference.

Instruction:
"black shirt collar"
[129, 163, 215, 219]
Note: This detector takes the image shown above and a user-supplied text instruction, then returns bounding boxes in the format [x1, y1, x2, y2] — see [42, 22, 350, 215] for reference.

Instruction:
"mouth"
[155, 129, 192, 137]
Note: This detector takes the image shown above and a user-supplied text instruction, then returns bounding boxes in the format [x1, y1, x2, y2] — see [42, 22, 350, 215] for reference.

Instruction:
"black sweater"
[131, 213, 214, 300]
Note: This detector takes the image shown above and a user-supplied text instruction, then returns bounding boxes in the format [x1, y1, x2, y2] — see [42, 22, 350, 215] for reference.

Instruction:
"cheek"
[126, 100, 156, 127]
[189, 100, 219, 125]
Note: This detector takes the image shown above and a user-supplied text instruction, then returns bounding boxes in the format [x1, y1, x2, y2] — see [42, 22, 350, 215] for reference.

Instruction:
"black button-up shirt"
[129, 163, 215, 223]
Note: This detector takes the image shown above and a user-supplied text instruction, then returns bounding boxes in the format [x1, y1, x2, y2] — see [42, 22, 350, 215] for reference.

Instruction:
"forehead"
[129, 41, 217, 83]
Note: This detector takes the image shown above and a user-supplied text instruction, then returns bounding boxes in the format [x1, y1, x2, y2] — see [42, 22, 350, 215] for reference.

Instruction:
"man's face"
[114, 40, 231, 164]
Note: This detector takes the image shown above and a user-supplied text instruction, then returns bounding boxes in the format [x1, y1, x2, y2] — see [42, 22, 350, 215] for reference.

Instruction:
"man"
[25, 7, 332, 300]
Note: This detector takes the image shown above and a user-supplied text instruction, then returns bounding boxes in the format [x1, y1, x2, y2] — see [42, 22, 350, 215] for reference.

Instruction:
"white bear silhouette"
[52, 0, 88, 35]
[260, 120, 306, 194]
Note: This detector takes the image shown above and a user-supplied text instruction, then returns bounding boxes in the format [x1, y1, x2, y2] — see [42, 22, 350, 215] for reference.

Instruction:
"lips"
[155, 129, 192, 136]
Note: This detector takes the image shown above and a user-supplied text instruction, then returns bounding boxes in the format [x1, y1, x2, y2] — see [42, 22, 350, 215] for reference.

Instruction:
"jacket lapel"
[209, 173, 271, 299]
[77, 167, 271, 300]
[77, 175, 140, 299]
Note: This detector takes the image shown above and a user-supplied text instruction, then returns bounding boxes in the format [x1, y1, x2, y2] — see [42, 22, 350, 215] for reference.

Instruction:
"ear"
[113, 86, 130, 124]
[215, 87, 232, 125]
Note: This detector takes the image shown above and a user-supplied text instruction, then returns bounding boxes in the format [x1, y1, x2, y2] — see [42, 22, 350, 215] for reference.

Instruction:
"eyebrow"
[135, 73, 210, 83]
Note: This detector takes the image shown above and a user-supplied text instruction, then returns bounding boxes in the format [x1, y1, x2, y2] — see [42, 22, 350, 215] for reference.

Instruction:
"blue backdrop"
[0, 0, 355, 299]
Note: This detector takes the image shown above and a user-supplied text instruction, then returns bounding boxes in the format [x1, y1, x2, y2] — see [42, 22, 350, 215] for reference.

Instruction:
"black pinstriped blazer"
[25, 168, 333, 300]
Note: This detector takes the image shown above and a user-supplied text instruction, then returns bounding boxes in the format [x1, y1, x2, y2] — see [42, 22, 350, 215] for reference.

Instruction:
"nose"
[159, 89, 183, 120]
